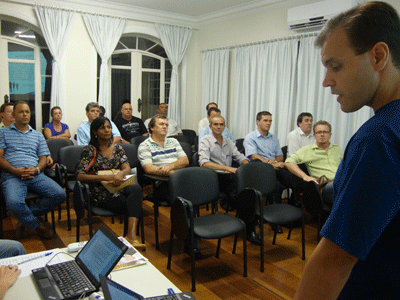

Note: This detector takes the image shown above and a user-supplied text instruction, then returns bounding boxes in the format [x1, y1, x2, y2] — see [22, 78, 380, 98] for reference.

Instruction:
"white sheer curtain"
[82, 14, 125, 116]
[295, 36, 373, 149]
[201, 49, 230, 121]
[35, 6, 75, 121]
[155, 23, 193, 125]
[232, 39, 299, 142]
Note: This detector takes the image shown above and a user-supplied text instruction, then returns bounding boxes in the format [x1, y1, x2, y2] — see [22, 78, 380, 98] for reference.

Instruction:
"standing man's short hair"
[207, 107, 221, 117]
[256, 111, 272, 121]
[313, 120, 332, 133]
[297, 112, 313, 127]
[85, 102, 99, 112]
[206, 102, 218, 111]
[315, 1, 400, 68]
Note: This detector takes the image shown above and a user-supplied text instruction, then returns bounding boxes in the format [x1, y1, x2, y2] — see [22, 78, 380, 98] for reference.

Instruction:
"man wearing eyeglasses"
[285, 120, 343, 206]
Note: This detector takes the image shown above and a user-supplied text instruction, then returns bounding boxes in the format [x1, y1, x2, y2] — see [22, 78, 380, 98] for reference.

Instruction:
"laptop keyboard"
[48, 260, 95, 298]
[146, 295, 179, 300]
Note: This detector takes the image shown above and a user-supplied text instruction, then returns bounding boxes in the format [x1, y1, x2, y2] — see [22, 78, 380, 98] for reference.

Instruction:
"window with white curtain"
[98, 34, 171, 121]
[0, 18, 52, 130]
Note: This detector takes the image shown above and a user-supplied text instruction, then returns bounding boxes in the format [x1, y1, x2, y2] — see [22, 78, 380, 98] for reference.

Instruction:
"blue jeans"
[1, 173, 66, 231]
[0, 240, 26, 258]
[322, 181, 334, 206]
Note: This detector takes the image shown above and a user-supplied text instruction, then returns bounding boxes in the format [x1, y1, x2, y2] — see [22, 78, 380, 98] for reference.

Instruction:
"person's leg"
[27, 174, 66, 218]
[321, 181, 334, 206]
[0, 240, 26, 258]
[2, 177, 39, 231]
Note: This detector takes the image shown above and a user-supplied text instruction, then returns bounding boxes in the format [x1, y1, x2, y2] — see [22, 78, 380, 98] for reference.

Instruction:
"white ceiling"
[94, 0, 285, 17]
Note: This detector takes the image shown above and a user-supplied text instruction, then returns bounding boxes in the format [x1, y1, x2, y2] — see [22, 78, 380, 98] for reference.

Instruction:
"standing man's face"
[86, 107, 100, 123]
[321, 28, 380, 113]
[257, 115, 272, 134]
[157, 104, 168, 116]
[299, 116, 313, 135]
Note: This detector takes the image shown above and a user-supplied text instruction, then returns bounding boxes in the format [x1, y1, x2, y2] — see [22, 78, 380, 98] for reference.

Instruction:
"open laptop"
[100, 274, 196, 300]
[32, 225, 128, 300]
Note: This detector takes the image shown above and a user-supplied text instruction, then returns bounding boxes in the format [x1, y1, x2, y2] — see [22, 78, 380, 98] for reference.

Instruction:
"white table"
[3, 248, 180, 300]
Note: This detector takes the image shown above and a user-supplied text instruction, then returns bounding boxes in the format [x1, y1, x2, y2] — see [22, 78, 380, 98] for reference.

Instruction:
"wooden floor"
[1, 196, 320, 300]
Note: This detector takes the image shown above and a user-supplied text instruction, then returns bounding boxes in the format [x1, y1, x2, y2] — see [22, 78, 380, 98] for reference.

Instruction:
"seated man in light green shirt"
[285, 120, 343, 205]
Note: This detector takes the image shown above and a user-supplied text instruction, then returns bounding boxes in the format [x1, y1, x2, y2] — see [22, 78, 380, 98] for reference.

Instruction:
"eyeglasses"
[315, 131, 330, 135]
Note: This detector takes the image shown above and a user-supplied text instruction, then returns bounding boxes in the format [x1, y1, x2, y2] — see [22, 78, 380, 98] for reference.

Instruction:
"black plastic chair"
[130, 136, 148, 147]
[234, 163, 305, 271]
[169, 135, 191, 145]
[73, 181, 129, 242]
[302, 180, 331, 242]
[181, 129, 196, 147]
[236, 138, 245, 154]
[167, 167, 247, 292]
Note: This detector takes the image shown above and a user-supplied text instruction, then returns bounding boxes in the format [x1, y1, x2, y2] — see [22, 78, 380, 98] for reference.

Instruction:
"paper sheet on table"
[0, 248, 67, 278]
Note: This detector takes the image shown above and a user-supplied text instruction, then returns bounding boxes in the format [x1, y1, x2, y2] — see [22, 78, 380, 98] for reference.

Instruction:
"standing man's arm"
[294, 238, 358, 300]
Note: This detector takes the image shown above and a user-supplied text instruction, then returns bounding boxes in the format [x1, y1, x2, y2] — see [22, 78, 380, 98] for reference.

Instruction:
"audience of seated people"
[285, 120, 343, 206]
[114, 102, 148, 144]
[286, 112, 314, 157]
[198, 102, 217, 134]
[198, 107, 235, 144]
[43, 106, 71, 140]
[0, 101, 66, 239]
[76, 116, 145, 249]
[144, 103, 183, 137]
[77, 102, 121, 145]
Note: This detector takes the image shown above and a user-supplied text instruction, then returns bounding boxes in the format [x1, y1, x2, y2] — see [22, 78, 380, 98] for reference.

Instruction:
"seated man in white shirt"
[76, 102, 121, 145]
[197, 102, 217, 134]
[287, 112, 314, 157]
[143, 103, 183, 137]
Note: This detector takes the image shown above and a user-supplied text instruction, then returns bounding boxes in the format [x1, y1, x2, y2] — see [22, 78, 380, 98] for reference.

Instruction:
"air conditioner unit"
[287, 0, 359, 32]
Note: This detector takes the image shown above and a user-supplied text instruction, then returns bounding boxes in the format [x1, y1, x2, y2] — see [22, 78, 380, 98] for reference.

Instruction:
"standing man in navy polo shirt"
[0, 101, 66, 239]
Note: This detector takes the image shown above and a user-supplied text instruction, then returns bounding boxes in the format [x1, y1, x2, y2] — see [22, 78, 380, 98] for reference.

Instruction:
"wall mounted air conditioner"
[287, 0, 359, 32]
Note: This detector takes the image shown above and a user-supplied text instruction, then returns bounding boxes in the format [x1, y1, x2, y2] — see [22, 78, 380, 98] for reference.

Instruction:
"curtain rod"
[201, 31, 319, 52]
[21, 1, 195, 30]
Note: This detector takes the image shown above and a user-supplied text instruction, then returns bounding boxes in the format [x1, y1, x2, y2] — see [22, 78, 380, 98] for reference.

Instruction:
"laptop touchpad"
[39, 278, 52, 288]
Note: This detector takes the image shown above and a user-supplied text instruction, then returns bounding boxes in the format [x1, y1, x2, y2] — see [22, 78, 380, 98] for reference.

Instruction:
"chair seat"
[44, 168, 56, 178]
[193, 213, 245, 239]
[258, 203, 303, 225]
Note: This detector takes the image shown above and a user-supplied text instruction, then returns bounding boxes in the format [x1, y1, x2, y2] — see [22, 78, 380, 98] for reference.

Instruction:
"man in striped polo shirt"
[138, 115, 189, 176]
[0, 101, 66, 239]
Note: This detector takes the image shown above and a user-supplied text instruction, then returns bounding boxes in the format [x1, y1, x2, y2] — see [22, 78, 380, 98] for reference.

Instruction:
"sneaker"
[35, 220, 55, 239]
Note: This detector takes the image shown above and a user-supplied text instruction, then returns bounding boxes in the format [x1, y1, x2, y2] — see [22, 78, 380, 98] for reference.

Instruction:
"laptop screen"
[76, 226, 127, 286]
[100, 275, 143, 300]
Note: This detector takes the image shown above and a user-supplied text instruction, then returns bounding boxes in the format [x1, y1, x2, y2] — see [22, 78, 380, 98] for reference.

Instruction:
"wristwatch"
[36, 167, 41, 175]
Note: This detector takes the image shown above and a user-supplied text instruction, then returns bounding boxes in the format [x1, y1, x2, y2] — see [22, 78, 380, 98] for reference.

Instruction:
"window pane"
[142, 72, 160, 118]
[8, 42, 34, 60]
[40, 49, 52, 76]
[138, 37, 155, 51]
[118, 36, 137, 49]
[165, 82, 170, 104]
[41, 76, 51, 102]
[142, 55, 160, 69]
[112, 53, 131, 66]
[111, 69, 131, 118]
[9, 62, 36, 128]
[42, 103, 50, 127]
[148, 44, 167, 58]
[165, 60, 172, 82]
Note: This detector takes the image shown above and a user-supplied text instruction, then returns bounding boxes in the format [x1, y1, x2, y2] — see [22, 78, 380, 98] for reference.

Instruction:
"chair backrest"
[179, 141, 193, 166]
[281, 145, 288, 162]
[236, 188, 261, 224]
[301, 180, 325, 217]
[58, 145, 86, 173]
[73, 181, 85, 220]
[170, 135, 191, 145]
[181, 129, 196, 146]
[235, 162, 277, 196]
[170, 197, 190, 240]
[46, 139, 74, 163]
[169, 167, 220, 207]
[130, 136, 148, 147]
[119, 143, 138, 168]
[192, 152, 199, 167]
[236, 138, 245, 154]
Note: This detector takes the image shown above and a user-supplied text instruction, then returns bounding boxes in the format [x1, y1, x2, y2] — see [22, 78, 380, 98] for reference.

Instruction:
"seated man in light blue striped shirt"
[0, 101, 66, 239]
[198, 107, 235, 144]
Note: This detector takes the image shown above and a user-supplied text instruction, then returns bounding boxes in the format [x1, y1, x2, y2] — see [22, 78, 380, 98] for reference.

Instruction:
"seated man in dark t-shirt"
[114, 103, 148, 144]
